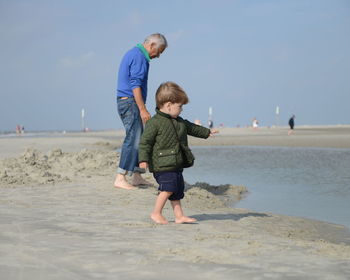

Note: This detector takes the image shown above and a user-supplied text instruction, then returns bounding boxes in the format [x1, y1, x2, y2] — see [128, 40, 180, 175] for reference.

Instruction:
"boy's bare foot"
[114, 176, 136, 190]
[132, 173, 152, 186]
[150, 213, 169, 225]
[175, 216, 197, 224]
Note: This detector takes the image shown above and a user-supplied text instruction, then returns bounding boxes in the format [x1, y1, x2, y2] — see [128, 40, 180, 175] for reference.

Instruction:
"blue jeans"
[117, 98, 145, 176]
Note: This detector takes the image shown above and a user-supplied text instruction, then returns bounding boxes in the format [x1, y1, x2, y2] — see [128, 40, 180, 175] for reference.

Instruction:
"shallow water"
[184, 146, 350, 229]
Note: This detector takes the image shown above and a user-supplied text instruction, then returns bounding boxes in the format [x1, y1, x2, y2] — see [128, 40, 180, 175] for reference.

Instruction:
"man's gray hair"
[144, 33, 168, 48]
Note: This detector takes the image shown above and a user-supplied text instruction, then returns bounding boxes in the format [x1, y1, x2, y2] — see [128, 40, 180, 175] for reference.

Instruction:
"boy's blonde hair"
[155, 82, 189, 108]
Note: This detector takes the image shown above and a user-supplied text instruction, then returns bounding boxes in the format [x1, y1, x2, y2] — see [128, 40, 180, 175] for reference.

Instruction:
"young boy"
[139, 82, 217, 224]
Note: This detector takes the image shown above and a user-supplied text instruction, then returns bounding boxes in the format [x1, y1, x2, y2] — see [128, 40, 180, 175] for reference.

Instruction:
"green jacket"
[139, 109, 210, 172]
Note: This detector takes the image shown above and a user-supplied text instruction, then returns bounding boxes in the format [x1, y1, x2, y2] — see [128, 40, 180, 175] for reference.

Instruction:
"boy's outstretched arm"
[184, 119, 218, 139]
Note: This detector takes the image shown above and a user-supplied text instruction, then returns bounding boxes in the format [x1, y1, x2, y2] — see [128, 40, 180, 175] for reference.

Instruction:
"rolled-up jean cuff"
[117, 167, 133, 176]
[134, 167, 146, 174]
[117, 167, 146, 176]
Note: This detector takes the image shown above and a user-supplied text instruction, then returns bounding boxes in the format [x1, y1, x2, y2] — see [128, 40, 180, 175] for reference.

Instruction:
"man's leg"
[114, 99, 142, 189]
[131, 172, 152, 186]
[114, 174, 135, 190]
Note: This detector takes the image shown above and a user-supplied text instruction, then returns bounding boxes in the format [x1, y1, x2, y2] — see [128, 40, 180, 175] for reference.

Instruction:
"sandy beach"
[1, 126, 350, 279]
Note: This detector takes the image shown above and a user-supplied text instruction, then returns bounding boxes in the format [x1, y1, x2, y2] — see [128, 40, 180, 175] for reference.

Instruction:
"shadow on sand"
[186, 182, 245, 196]
[191, 212, 270, 222]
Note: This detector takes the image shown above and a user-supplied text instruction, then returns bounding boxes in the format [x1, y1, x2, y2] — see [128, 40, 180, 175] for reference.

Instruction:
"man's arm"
[133, 87, 151, 124]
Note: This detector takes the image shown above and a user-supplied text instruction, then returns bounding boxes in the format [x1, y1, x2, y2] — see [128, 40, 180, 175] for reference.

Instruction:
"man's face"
[149, 43, 165, 59]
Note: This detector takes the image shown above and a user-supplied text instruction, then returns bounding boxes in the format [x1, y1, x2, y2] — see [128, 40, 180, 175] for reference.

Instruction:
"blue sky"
[0, 0, 349, 131]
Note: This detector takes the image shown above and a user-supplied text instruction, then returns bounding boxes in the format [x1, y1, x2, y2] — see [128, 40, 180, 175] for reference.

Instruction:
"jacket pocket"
[157, 148, 177, 168]
[180, 144, 195, 168]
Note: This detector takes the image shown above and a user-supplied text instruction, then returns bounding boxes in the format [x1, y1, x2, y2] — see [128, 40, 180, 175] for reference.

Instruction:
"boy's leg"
[171, 200, 197, 224]
[151, 191, 172, 224]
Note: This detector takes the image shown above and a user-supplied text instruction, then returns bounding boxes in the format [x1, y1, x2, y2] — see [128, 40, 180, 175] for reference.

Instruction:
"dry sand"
[0, 126, 350, 279]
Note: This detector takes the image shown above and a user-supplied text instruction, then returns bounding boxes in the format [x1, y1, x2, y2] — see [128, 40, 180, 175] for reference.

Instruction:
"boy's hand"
[139, 162, 148, 169]
[210, 129, 219, 137]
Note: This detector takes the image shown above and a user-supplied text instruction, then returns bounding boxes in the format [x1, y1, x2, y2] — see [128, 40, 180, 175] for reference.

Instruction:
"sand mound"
[187, 182, 248, 200]
[0, 148, 119, 187]
[183, 182, 248, 209]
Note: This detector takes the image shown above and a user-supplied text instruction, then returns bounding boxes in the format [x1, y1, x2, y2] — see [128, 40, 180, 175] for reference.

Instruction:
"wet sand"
[0, 126, 350, 279]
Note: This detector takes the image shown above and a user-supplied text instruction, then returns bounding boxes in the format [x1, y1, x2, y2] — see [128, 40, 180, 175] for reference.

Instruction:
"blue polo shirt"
[116, 44, 150, 102]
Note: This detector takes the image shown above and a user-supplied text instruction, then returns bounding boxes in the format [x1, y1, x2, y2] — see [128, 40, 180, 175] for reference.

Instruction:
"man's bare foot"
[150, 213, 169, 225]
[175, 216, 197, 224]
[114, 176, 136, 190]
[132, 173, 152, 186]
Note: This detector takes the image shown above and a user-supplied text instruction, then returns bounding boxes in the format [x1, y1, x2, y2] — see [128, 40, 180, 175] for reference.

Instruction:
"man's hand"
[139, 162, 148, 169]
[140, 108, 151, 124]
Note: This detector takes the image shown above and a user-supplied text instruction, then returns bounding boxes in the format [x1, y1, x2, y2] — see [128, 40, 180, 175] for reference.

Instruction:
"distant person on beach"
[208, 119, 214, 129]
[194, 119, 201, 126]
[114, 33, 168, 190]
[139, 82, 218, 224]
[252, 118, 259, 129]
[288, 115, 295, 135]
[16, 125, 21, 134]
[15, 125, 24, 134]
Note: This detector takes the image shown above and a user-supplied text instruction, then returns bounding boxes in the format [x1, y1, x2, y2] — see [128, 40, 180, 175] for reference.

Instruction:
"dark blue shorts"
[153, 170, 185, 201]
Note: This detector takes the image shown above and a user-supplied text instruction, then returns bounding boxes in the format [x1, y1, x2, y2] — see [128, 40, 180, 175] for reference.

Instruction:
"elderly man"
[114, 33, 168, 189]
